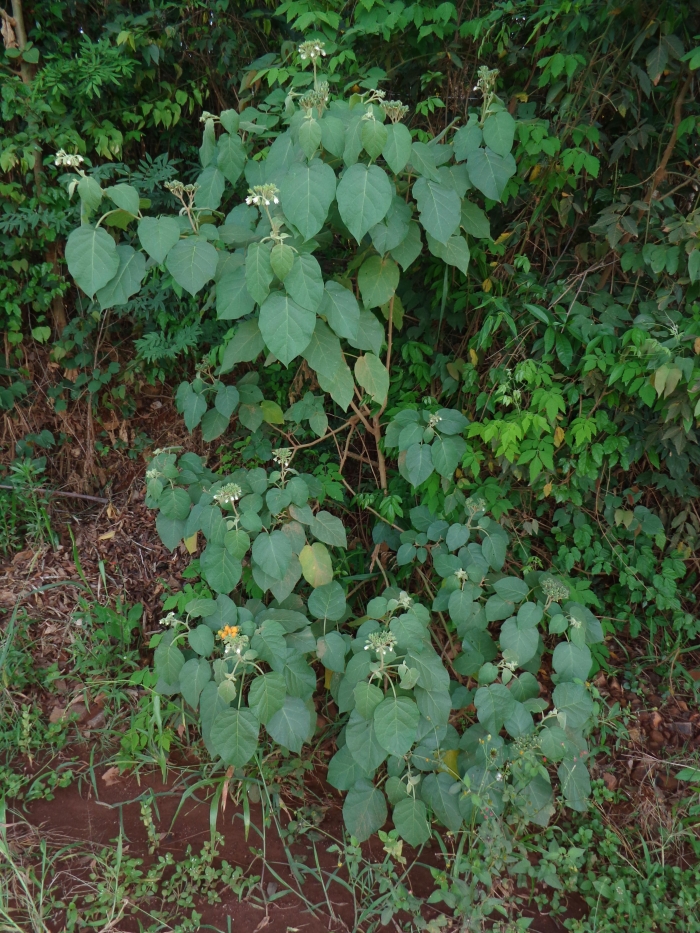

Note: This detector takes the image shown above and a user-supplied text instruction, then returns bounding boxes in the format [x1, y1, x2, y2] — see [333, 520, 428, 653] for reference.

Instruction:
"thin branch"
[0, 485, 109, 504]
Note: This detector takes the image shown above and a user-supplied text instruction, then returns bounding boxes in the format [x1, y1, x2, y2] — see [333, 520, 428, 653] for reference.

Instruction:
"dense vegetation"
[2, 1, 700, 930]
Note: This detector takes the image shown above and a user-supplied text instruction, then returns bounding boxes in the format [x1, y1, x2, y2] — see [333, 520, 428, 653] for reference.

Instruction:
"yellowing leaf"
[694, 337, 700, 354]
[260, 400, 285, 424]
[184, 532, 199, 554]
[482, 278, 493, 292]
[299, 542, 333, 587]
[469, 348, 478, 366]
[529, 164, 541, 181]
[553, 426, 566, 447]
[515, 92, 529, 102]
[324, 668, 333, 690]
[494, 231, 512, 245]
[543, 483, 553, 496]
[99, 530, 116, 541]
[439, 748, 460, 779]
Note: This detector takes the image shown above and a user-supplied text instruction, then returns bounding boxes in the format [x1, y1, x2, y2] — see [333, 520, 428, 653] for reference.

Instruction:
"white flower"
[54, 149, 84, 168]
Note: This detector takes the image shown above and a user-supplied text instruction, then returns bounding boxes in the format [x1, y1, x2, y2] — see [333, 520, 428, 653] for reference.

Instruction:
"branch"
[0, 484, 109, 504]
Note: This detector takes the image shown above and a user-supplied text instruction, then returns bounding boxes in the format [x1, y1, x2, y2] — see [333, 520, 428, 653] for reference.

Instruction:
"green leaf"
[96, 244, 146, 310]
[220, 319, 265, 371]
[320, 115, 345, 157]
[494, 577, 529, 602]
[159, 487, 191, 520]
[303, 318, 345, 381]
[200, 117, 217, 167]
[299, 542, 333, 587]
[409, 142, 441, 182]
[358, 255, 400, 308]
[374, 696, 420, 757]
[252, 530, 292, 581]
[355, 353, 389, 404]
[155, 514, 185, 552]
[552, 682, 593, 729]
[245, 242, 274, 305]
[217, 132, 245, 184]
[211, 708, 259, 767]
[349, 310, 385, 356]
[215, 384, 239, 418]
[482, 111, 516, 157]
[382, 123, 412, 174]
[270, 243, 295, 281]
[200, 544, 242, 594]
[371, 198, 411, 255]
[189, 624, 215, 656]
[248, 672, 286, 725]
[299, 116, 322, 159]
[138, 217, 181, 264]
[393, 797, 430, 846]
[77, 175, 103, 211]
[259, 292, 316, 366]
[251, 620, 287, 667]
[216, 263, 255, 320]
[353, 682, 384, 719]
[194, 165, 226, 210]
[328, 745, 372, 790]
[426, 232, 470, 275]
[474, 683, 516, 732]
[558, 759, 591, 811]
[460, 201, 491, 239]
[402, 443, 434, 487]
[499, 619, 539, 667]
[421, 772, 463, 833]
[261, 399, 284, 424]
[266, 696, 312, 753]
[320, 281, 360, 341]
[414, 685, 451, 727]
[343, 779, 387, 842]
[453, 122, 483, 161]
[482, 531, 507, 570]
[285, 253, 324, 312]
[413, 178, 460, 244]
[179, 657, 210, 709]
[390, 221, 422, 271]
[316, 631, 347, 672]
[552, 643, 592, 682]
[337, 163, 393, 242]
[104, 183, 140, 215]
[688, 249, 700, 284]
[65, 225, 120, 298]
[154, 631, 184, 686]
[308, 510, 347, 548]
[466, 148, 516, 201]
[176, 383, 205, 429]
[166, 236, 218, 296]
[308, 581, 346, 621]
[280, 160, 337, 241]
[430, 434, 466, 478]
[361, 119, 387, 159]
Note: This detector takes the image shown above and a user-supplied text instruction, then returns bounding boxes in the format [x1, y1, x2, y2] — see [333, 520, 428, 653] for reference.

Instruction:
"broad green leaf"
[390, 221, 422, 270]
[353, 682, 384, 719]
[104, 183, 139, 215]
[266, 695, 311, 753]
[215, 384, 239, 418]
[499, 619, 539, 667]
[430, 434, 466, 478]
[382, 122, 412, 174]
[320, 115, 345, 157]
[155, 514, 185, 551]
[77, 174, 103, 211]
[261, 399, 284, 424]
[355, 353, 389, 404]
[481, 531, 507, 570]
[245, 242, 274, 305]
[466, 147, 516, 201]
[259, 292, 315, 366]
[138, 216, 180, 264]
[316, 631, 347, 671]
[270, 243, 295, 281]
[426, 233, 469, 275]
[194, 165, 226, 210]
[252, 530, 292, 581]
[251, 620, 287, 667]
[371, 198, 411, 255]
[96, 244, 146, 310]
[65, 225, 120, 298]
[200, 544, 242, 593]
[216, 264, 255, 320]
[552, 682, 593, 729]
[504, 700, 534, 738]
[414, 684, 451, 727]
[337, 163, 393, 242]
[217, 132, 245, 184]
[413, 178, 460, 244]
[374, 696, 420, 756]
[308, 510, 347, 548]
[409, 142, 441, 182]
[285, 253, 324, 312]
[299, 542, 333, 586]
[552, 643, 592, 682]
[303, 318, 345, 381]
[211, 707, 259, 767]
[154, 631, 184, 685]
[299, 116, 322, 158]
[358, 255, 400, 308]
[453, 122, 483, 161]
[159, 486, 191, 520]
[361, 118, 387, 159]
[321, 281, 360, 341]
[461, 201, 491, 239]
[248, 672, 286, 725]
[179, 657, 210, 709]
[343, 779, 387, 842]
[308, 581, 346, 621]
[200, 117, 216, 167]
[482, 111, 516, 157]
[166, 236, 218, 296]
[401, 443, 434, 487]
[316, 360, 354, 411]
[188, 624, 215, 656]
[327, 745, 372, 790]
[348, 310, 385, 357]
[280, 160, 336, 241]
[421, 772, 463, 833]
[474, 683, 516, 732]
[436, 408, 469, 434]
[558, 759, 591, 811]
[177, 383, 206, 430]
[494, 577, 529, 602]
[220, 319, 265, 371]
[393, 796, 430, 846]
[343, 114, 364, 165]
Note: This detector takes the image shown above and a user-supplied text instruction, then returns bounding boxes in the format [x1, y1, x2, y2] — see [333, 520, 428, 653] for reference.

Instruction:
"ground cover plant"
[2, 0, 700, 930]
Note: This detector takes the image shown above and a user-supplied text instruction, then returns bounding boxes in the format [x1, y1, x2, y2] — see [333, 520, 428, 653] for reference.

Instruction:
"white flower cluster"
[245, 184, 280, 207]
[426, 413, 442, 430]
[298, 40, 327, 61]
[54, 149, 84, 168]
[364, 630, 398, 655]
[159, 611, 181, 628]
[272, 447, 293, 467]
[213, 482, 242, 507]
[396, 591, 413, 610]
